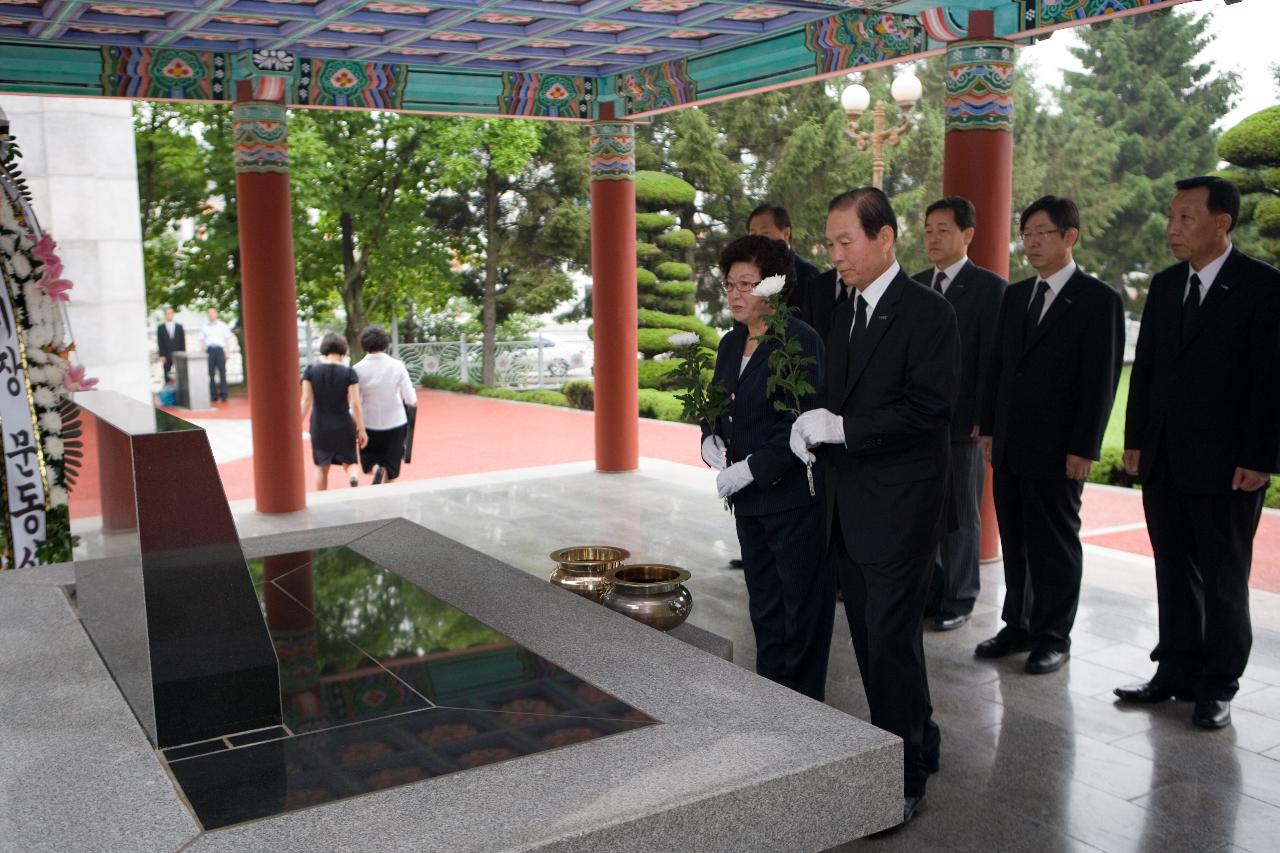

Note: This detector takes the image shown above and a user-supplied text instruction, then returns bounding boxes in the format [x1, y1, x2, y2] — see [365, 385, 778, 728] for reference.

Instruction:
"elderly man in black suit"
[790, 187, 959, 825]
[156, 306, 185, 383]
[976, 195, 1124, 675]
[912, 196, 1006, 631]
[1115, 176, 1280, 730]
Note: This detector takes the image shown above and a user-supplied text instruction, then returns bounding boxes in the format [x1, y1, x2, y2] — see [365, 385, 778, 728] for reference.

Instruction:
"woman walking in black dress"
[300, 332, 367, 490]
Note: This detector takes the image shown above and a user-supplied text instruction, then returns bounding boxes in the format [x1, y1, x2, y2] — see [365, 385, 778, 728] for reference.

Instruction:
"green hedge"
[563, 380, 594, 410]
[1085, 447, 1139, 488]
[657, 228, 696, 251]
[1217, 106, 1280, 169]
[635, 212, 677, 233]
[1267, 476, 1280, 510]
[636, 267, 658, 288]
[637, 327, 684, 356]
[637, 308, 719, 348]
[634, 170, 696, 208]
[656, 280, 696, 297]
[638, 388, 685, 421]
[636, 241, 662, 261]
[637, 358, 684, 390]
[655, 260, 693, 281]
[1256, 195, 1280, 237]
[650, 296, 696, 315]
[477, 386, 569, 407]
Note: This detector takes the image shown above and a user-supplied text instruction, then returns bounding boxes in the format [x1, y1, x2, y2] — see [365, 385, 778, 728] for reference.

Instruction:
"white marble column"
[0, 95, 150, 403]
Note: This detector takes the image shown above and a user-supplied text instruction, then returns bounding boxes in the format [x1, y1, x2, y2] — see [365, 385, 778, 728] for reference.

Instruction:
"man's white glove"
[790, 409, 844, 463]
[716, 459, 754, 499]
[701, 435, 727, 470]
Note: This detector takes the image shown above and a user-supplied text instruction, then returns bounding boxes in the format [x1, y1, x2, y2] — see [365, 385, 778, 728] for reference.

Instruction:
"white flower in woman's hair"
[48, 484, 68, 508]
[667, 331, 699, 347]
[752, 274, 787, 298]
[44, 435, 64, 460]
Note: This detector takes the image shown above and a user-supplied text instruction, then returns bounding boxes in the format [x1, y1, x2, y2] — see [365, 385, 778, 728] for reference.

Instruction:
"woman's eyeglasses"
[722, 279, 761, 294]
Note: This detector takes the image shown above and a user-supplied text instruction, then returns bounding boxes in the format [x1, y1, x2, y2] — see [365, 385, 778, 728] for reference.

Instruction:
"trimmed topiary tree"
[1217, 105, 1280, 266]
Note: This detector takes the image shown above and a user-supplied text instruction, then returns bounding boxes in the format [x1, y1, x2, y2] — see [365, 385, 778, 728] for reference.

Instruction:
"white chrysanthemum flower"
[10, 252, 30, 279]
[752, 274, 787, 298]
[33, 386, 56, 409]
[48, 484, 68, 508]
[667, 331, 699, 347]
[43, 435, 63, 460]
[39, 411, 62, 434]
[0, 235, 16, 256]
[26, 346, 47, 365]
[27, 322, 54, 349]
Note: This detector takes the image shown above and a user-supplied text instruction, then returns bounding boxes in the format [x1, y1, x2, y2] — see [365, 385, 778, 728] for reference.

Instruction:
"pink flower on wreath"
[32, 233, 57, 262]
[64, 364, 98, 392]
[40, 277, 74, 301]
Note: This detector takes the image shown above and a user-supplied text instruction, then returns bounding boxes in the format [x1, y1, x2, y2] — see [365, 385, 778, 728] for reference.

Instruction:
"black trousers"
[162, 355, 174, 383]
[928, 439, 984, 616]
[1143, 453, 1263, 700]
[992, 467, 1084, 653]
[830, 513, 936, 798]
[207, 345, 228, 401]
[735, 503, 834, 701]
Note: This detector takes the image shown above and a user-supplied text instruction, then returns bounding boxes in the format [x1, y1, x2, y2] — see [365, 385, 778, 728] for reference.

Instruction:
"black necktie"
[1026, 279, 1049, 337]
[846, 294, 867, 371]
[1181, 273, 1202, 344]
[835, 283, 850, 307]
[932, 270, 946, 294]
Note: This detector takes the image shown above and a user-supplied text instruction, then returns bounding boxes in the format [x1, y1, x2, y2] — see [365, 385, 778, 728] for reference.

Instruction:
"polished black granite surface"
[162, 544, 658, 830]
[72, 392, 280, 748]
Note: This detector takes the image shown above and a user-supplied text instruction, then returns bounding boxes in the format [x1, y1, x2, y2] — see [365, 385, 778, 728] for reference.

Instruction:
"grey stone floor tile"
[1111, 727, 1280, 809]
[1233, 686, 1280, 723]
[1132, 783, 1280, 853]
[1264, 745, 1280, 761]
[976, 678, 1158, 744]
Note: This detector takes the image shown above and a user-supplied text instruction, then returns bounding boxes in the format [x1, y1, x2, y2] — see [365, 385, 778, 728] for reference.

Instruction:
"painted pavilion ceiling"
[0, 0, 1184, 117]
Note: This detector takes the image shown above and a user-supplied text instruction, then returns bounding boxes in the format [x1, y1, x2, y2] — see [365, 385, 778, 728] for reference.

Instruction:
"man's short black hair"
[319, 332, 349, 357]
[1175, 175, 1241, 232]
[925, 196, 977, 231]
[360, 325, 391, 354]
[747, 203, 791, 231]
[828, 187, 898, 241]
[1020, 195, 1080, 234]
[718, 234, 796, 298]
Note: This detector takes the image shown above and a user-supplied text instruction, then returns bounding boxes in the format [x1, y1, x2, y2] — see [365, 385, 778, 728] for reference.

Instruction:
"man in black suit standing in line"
[747, 203, 822, 310]
[1114, 176, 1280, 729]
[790, 187, 959, 825]
[912, 196, 1006, 631]
[156, 306, 185, 383]
[976, 196, 1124, 674]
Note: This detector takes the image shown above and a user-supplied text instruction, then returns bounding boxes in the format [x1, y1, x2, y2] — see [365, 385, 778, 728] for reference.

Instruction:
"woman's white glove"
[716, 459, 755, 499]
[701, 435, 727, 470]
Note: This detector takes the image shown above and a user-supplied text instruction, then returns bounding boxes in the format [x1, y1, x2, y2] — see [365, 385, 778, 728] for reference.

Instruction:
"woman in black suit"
[705, 235, 833, 701]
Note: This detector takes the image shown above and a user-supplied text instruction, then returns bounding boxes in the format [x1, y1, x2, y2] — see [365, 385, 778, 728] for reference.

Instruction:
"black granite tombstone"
[71, 391, 281, 748]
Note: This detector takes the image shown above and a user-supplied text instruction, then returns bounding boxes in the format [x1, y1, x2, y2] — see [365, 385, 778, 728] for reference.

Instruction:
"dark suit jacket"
[157, 322, 185, 360]
[708, 316, 825, 517]
[821, 269, 960, 562]
[786, 250, 823, 310]
[913, 261, 1006, 441]
[1125, 248, 1280, 492]
[799, 268, 844, 344]
[979, 267, 1124, 479]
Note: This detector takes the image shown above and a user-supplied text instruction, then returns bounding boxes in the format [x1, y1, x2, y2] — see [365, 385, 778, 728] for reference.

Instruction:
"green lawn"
[1102, 365, 1131, 452]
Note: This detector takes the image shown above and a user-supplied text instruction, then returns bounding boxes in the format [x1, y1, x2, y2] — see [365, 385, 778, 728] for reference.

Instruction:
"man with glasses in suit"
[976, 196, 1124, 675]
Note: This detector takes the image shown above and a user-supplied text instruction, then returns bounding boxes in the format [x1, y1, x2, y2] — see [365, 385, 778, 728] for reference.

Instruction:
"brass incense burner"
[548, 545, 630, 602]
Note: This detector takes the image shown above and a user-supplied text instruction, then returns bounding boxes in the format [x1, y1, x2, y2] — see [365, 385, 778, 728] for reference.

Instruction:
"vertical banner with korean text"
[0, 267, 44, 566]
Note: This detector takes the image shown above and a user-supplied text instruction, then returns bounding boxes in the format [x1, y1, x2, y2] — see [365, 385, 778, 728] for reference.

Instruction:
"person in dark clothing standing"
[912, 197, 1006, 631]
[976, 196, 1124, 675]
[300, 332, 367, 490]
[156, 307, 185, 384]
[748, 203, 822, 313]
[1114, 176, 1280, 730]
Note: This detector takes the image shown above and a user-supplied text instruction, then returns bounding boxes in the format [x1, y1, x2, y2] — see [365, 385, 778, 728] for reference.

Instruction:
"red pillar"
[232, 83, 306, 513]
[589, 109, 638, 472]
[941, 11, 1014, 562]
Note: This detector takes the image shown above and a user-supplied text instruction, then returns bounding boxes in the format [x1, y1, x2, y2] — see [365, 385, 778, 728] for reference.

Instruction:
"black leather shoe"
[1114, 681, 1195, 704]
[728, 558, 744, 569]
[1025, 649, 1069, 674]
[933, 612, 970, 631]
[903, 795, 926, 824]
[923, 747, 940, 774]
[974, 633, 1032, 659]
[1192, 698, 1231, 729]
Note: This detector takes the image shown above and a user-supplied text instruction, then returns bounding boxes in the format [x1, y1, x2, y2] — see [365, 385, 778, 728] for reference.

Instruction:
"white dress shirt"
[851, 261, 901, 336]
[354, 352, 415, 430]
[1187, 242, 1232, 301]
[931, 256, 969, 295]
[202, 320, 234, 349]
[1033, 260, 1077, 322]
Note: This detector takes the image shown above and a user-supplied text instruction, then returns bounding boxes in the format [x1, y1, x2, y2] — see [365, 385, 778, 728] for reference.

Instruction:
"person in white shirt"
[202, 307, 235, 402]
[353, 325, 416, 484]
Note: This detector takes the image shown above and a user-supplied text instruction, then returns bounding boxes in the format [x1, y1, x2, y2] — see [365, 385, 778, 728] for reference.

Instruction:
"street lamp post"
[841, 72, 923, 190]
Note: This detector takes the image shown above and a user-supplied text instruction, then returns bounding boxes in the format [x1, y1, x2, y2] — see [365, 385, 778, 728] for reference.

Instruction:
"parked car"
[529, 336, 593, 377]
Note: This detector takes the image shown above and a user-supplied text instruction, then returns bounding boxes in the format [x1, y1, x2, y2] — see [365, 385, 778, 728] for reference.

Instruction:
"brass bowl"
[548, 545, 631, 601]
[599, 564, 693, 631]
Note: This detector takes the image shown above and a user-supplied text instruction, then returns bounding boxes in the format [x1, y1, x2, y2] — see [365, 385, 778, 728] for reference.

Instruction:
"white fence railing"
[394, 337, 593, 389]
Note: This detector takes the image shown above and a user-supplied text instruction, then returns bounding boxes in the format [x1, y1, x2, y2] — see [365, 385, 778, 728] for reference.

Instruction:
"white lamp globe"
[841, 83, 871, 115]
[890, 72, 922, 107]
